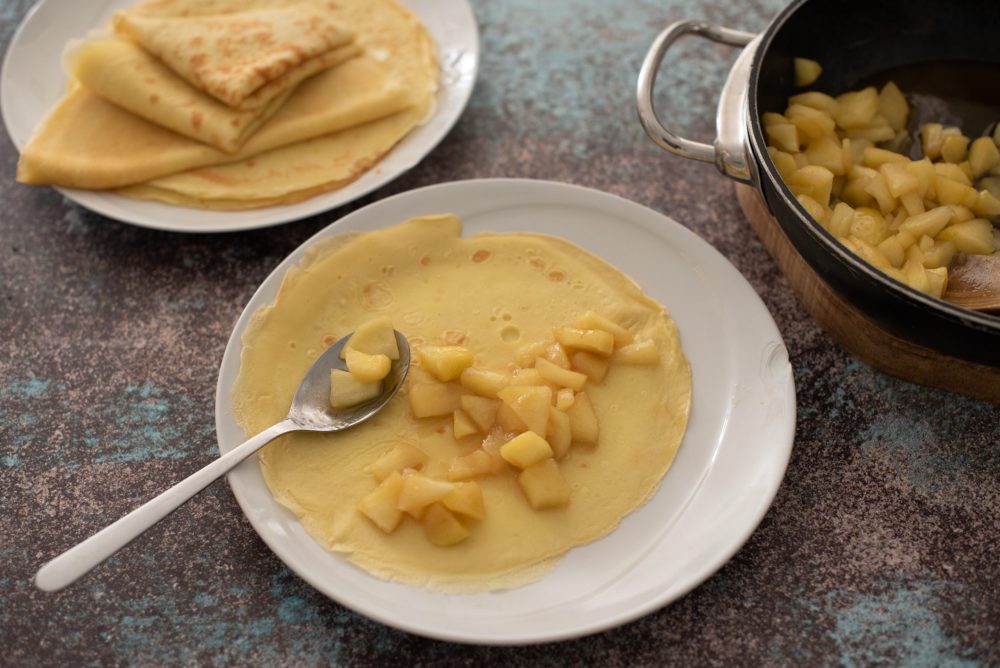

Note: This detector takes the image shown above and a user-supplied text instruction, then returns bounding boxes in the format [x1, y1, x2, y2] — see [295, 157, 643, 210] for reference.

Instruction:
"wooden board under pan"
[735, 183, 1000, 405]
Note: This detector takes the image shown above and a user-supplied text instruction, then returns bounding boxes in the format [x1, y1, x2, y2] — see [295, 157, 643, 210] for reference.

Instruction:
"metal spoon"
[35, 330, 410, 592]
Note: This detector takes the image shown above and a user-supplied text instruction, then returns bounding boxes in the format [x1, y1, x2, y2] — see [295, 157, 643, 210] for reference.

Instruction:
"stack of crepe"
[16, 0, 438, 210]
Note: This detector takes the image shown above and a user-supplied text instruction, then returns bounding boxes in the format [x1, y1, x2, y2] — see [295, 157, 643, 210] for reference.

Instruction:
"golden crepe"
[117, 107, 425, 209]
[112, 3, 355, 110]
[232, 216, 692, 592]
[18, 54, 414, 188]
[16, 0, 439, 210]
[65, 37, 361, 152]
[117, 0, 439, 209]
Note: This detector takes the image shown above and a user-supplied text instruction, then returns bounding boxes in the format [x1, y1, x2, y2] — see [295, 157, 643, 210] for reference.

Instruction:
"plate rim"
[214, 177, 797, 644]
[0, 0, 480, 233]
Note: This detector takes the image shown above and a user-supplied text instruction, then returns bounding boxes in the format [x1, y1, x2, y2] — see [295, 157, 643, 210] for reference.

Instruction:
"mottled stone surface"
[2, 0, 998, 665]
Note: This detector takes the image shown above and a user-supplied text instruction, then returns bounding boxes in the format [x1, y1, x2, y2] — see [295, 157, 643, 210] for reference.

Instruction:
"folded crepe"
[117, 104, 427, 209]
[17, 0, 439, 210]
[17, 53, 416, 188]
[66, 37, 361, 152]
[116, 0, 439, 209]
[111, 3, 355, 110]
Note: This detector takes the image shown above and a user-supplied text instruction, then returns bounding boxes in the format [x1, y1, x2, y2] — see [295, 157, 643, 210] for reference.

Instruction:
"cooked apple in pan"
[766, 72, 1000, 299]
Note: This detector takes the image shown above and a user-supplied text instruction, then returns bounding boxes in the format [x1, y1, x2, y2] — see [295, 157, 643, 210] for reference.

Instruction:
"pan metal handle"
[637, 20, 757, 184]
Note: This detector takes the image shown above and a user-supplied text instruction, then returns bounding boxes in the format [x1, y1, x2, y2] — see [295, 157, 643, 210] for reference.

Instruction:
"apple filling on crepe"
[233, 216, 692, 591]
[16, 0, 439, 210]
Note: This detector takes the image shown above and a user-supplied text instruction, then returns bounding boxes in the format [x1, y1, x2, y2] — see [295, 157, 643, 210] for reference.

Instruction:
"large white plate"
[0, 0, 478, 233]
[214, 179, 796, 644]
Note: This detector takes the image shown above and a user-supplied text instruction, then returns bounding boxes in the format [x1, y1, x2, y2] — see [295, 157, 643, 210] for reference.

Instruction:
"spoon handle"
[34, 419, 298, 592]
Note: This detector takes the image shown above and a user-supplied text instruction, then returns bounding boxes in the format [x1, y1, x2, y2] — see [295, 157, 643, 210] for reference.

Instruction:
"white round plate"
[1, 0, 478, 233]
[215, 179, 796, 644]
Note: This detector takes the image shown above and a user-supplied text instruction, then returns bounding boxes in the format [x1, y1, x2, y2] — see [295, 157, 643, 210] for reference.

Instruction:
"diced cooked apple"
[499, 431, 553, 469]
[459, 367, 508, 397]
[937, 219, 995, 254]
[534, 357, 588, 391]
[566, 392, 599, 446]
[330, 369, 381, 409]
[827, 201, 855, 237]
[878, 161, 919, 197]
[769, 147, 798, 179]
[969, 136, 1000, 178]
[448, 449, 504, 481]
[345, 348, 391, 383]
[788, 91, 839, 116]
[947, 205, 975, 223]
[934, 176, 978, 208]
[876, 235, 905, 268]
[903, 256, 931, 294]
[905, 159, 935, 196]
[518, 459, 570, 510]
[408, 381, 463, 418]
[459, 394, 501, 432]
[570, 350, 609, 382]
[555, 387, 575, 411]
[878, 81, 908, 131]
[899, 191, 925, 217]
[442, 481, 485, 521]
[974, 189, 1000, 218]
[371, 443, 428, 482]
[345, 317, 399, 359]
[861, 172, 895, 214]
[573, 311, 633, 346]
[494, 402, 528, 432]
[921, 240, 957, 269]
[546, 406, 572, 459]
[934, 161, 971, 186]
[835, 87, 879, 128]
[357, 472, 405, 532]
[553, 327, 614, 356]
[849, 207, 887, 246]
[508, 368, 546, 386]
[514, 340, 548, 368]
[899, 207, 952, 239]
[497, 385, 552, 436]
[940, 134, 970, 164]
[396, 473, 455, 517]
[453, 408, 480, 439]
[921, 123, 944, 160]
[543, 342, 572, 369]
[516, 340, 571, 369]
[766, 122, 799, 153]
[788, 166, 833, 208]
[805, 136, 845, 176]
[612, 339, 660, 365]
[794, 57, 822, 87]
[417, 345, 474, 382]
[787, 104, 835, 141]
[925, 266, 948, 298]
[863, 146, 908, 170]
[422, 503, 470, 546]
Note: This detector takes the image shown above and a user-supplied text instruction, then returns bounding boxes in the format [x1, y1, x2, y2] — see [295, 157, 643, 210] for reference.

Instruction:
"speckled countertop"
[2, 0, 998, 665]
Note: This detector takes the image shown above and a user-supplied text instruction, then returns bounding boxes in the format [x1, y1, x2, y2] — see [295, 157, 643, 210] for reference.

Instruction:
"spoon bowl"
[288, 330, 410, 431]
[35, 330, 410, 592]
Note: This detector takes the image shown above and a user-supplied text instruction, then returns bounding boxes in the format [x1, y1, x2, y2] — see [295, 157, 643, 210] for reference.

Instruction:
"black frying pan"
[637, 0, 1000, 368]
